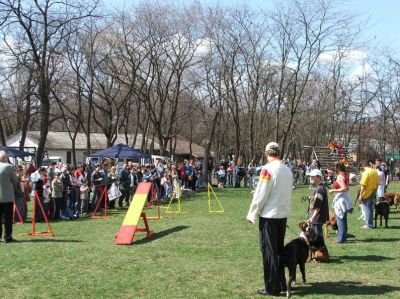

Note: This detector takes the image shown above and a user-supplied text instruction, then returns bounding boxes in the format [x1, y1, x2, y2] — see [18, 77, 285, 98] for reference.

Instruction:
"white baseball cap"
[308, 169, 322, 177]
[265, 142, 279, 151]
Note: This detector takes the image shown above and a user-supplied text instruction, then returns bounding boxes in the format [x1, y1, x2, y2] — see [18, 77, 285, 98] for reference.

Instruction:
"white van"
[42, 156, 64, 167]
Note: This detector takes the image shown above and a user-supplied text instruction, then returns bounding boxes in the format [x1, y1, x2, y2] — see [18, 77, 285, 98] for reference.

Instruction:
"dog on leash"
[281, 223, 317, 298]
[375, 201, 390, 228]
[324, 210, 338, 238]
[384, 192, 400, 212]
[298, 221, 330, 263]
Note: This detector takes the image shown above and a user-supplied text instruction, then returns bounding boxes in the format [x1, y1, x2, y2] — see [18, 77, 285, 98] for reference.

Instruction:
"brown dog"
[384, 192, 400, 212]
[324, 210, 338, 237]
[298, 221, 329, 263]
[314, 248, 330, 262]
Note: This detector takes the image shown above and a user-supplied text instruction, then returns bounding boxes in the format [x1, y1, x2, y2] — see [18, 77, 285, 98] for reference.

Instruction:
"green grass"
[1, 182, 400, 298]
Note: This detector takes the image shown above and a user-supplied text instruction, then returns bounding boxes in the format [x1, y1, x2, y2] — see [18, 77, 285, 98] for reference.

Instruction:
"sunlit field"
[1, 182, 400, 298]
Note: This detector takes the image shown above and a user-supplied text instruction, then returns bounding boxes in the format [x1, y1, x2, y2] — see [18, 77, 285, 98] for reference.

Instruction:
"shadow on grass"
[357, 238, 400, 243]
[16, 239, 83, 243]
[338, 255, 395, 262]
[386, 225, 400, 229]
[133, 225, 190, 245]
[294, 281, 400, 296]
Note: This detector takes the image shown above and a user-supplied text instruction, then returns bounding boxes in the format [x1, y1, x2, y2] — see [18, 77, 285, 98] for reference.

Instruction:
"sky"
[102, 0, 400, 50]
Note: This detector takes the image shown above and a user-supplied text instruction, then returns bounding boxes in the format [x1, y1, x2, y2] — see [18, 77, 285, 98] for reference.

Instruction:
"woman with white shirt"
[329, 161, 353, 243]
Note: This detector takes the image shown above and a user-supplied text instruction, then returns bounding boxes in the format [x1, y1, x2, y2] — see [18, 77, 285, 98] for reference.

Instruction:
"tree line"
[0, 0, 399, 168]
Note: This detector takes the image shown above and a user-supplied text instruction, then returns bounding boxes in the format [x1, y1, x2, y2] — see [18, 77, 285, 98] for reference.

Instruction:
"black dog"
[375, 201, 390, 228]
[282, 224, 319, 298]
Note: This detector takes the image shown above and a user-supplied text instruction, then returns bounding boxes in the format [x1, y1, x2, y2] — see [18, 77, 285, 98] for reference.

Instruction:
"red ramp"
[114, 182, 154, 245]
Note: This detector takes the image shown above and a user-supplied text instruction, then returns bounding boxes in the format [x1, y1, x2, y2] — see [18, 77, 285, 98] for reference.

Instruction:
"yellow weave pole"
[208, 183, 224, 213]
[165, 187, 189, 214]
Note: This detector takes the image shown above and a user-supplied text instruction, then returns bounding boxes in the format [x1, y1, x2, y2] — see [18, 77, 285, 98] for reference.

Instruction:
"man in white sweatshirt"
[247, 142, 293, 296]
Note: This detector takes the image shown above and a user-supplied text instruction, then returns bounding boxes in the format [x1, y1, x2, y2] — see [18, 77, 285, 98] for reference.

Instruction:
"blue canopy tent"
[0, 146, 36, 166]
[88, 144, 150, 160]
[0, 146, 35, 158]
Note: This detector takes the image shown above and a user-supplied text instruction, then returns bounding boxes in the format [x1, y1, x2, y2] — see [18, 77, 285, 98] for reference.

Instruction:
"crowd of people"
[11, 158, 217, 223]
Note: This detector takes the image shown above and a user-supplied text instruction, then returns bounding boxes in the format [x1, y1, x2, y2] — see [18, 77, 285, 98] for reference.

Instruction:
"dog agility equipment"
[114, 182, 155, 245]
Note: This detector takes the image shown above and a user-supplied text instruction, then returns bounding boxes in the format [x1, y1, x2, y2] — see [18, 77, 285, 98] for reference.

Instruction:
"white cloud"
[318, 48, 368, 65]
[348, 63, 376, 82]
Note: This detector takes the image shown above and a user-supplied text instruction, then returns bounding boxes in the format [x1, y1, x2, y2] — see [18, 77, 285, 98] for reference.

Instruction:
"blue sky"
[102, 0, 400, 49]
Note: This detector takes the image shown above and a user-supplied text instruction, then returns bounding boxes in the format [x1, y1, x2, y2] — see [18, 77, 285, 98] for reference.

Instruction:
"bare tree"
[0, 0, 99, 165]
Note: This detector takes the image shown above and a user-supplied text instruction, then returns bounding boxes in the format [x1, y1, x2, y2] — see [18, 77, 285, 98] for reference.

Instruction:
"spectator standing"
[129, 168, 139, 199]
[47, 162, 57, 182]
[32, 167, 49, 221]
[51, 172, 64, 220]
[14, 166, 27, 222]
[216, 165, 226, 188]
[226, 163, 234, 188]
[207, 158, 213, 186]
[90, 166, 104, 211]
[136, 166, 143, 183]
[247, 161, 256, 189]
[0, 151, 21, 242]
[246, 142, 293, 296]
[357, 160, 378, 229]
[184, 160, 194, 190]
[108, 166, 118, 209]
[375, 159, 389, 192]
[80, 179, 90, 215]
[118, 164, 131, 208]
[329, 161, 353, 243]
[235, 163, 246, 188]
[376, 167, 386, 202]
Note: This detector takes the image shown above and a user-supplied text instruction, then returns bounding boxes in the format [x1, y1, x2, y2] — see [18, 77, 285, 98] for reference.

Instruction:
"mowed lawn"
[1, 181, 400, 299]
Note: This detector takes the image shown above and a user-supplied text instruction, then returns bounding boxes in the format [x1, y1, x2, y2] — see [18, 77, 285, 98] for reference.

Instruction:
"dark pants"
[35, 195, 48, 221]
[53, 197, 62, 220]
[235, 175, 243, 188]
[118, 188, 130, 208]
[190, 176, 197, 191]
[259, 217, 287, 294]
[0, 202, 14, 240]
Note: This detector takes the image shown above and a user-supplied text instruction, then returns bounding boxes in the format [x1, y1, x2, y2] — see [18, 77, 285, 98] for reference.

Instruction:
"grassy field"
[1, 181, 400, 298]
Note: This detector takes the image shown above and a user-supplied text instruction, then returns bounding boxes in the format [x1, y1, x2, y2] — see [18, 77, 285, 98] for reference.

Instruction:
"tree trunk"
[36, 84, 50, 166]
[0, 120, 6, 146]
[203, 110, 220, 184]
[19, 91, 32, 150]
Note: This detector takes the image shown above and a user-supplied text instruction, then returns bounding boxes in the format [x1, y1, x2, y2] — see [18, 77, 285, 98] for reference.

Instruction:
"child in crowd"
[160, 172, 173, 202]
[80, 179, 90, 215]
[217, 165, 226, 188]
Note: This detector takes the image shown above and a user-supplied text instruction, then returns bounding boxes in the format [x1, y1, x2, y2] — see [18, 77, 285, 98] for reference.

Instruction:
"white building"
[6, 131, 210, 165]
[6, 131, 159, 165]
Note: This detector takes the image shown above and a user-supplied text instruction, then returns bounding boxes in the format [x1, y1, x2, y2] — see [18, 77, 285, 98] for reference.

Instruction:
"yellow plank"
[122, 194, 148, 226]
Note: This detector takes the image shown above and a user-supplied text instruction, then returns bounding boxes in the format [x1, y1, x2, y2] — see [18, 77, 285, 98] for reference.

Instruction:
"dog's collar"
[299, 232, 310, 246]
